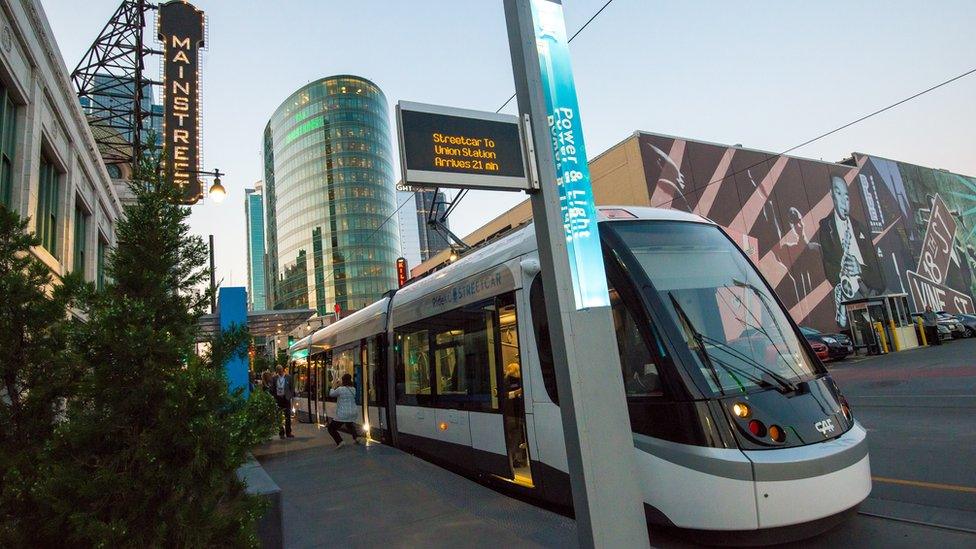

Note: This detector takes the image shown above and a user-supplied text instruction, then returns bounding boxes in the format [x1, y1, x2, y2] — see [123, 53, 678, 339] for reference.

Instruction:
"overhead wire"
[495, 0, 616, 114]
[298, 5, 976, 316]
[377, 0, 620, 266]
[651, 65, 976, 208]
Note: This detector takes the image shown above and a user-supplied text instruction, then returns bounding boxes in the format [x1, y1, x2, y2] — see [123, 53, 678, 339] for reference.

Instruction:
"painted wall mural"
[638, 133, 976, 334]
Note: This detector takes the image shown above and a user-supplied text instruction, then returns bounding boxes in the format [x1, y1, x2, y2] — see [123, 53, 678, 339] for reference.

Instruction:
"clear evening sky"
[42, 0, 976, 289]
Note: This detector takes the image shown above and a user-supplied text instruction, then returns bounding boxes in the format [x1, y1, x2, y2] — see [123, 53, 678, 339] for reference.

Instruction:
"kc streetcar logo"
[814, 418, 836, 436]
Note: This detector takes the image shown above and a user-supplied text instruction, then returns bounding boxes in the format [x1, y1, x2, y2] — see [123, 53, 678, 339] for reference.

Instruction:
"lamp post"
[186, 168, 226, 203]
[209, 234, 216, 313]
[184, 168, 226, 313]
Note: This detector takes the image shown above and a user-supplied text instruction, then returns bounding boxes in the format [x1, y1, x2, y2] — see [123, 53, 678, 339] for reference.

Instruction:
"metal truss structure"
[71, 0, 160, 166]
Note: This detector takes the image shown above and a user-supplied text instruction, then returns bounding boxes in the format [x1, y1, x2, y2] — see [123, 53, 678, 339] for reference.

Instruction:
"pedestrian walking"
[923, 306, 942, 346]
[328, 373, 362, 448]
[272, 366, 295, 438]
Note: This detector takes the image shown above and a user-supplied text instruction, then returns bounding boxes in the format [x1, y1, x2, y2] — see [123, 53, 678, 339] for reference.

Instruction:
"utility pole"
[504, 0, 650, 547]
[209, 234, 216, 313]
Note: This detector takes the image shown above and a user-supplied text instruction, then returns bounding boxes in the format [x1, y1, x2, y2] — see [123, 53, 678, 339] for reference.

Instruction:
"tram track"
[857, 508, 976, 535]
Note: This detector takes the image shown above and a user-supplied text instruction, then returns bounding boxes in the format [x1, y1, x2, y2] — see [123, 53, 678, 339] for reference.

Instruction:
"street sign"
[917, 195, 955, 285]
[396, 101, 533, 191]
[907, 270, 975, 315]
[158, 1, 205, 205]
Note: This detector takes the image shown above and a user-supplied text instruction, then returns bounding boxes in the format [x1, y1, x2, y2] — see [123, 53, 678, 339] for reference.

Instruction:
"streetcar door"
[497, 294, 533, 487]
[358, 339, 369, 433]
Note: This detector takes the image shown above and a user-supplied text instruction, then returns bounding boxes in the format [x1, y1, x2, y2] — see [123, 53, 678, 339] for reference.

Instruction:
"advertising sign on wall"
[158, 1, 205, 204]
[633, 130, 976, 332]
[529, 0, 610, 309]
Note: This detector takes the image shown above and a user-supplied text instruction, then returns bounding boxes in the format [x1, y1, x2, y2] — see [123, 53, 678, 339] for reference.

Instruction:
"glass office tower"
[263, 75, 399, 314]
[244, 185, 267, 310]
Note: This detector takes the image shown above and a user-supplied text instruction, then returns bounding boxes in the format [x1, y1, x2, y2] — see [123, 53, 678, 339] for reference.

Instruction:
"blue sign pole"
[506, 1, 650, 546]
[530, 0, 609, 310]
[218, 287, 250, 398]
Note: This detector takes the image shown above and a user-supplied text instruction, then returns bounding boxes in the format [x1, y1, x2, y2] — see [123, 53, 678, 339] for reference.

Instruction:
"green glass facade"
[244, 187, 267, 310]
[264, 75, 399, 314]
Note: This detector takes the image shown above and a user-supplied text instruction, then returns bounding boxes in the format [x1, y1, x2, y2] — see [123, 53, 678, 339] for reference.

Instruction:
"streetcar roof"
[292, 206, 714, 351]
[289, 297, 390, 355]
[388, 206, 713, 327]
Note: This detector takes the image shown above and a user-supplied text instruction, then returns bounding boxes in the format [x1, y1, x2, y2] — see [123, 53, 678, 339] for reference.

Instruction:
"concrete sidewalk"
[252, 422, 577, 549]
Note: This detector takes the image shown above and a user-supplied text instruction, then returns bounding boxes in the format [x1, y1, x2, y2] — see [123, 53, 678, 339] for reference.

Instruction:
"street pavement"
[253, 423, 577, 548]
[826, 337, 976, 538]
[254, 338, 976, 548]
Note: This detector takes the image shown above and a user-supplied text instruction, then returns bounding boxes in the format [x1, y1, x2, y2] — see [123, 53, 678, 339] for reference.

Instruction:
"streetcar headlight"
[732, 402, 750, 418]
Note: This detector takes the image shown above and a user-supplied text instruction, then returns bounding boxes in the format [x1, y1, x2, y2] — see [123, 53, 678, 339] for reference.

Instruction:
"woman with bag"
[328, 373, 362, 448]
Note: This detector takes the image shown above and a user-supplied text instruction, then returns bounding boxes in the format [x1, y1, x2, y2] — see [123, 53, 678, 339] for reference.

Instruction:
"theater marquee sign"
[158, 1, 205, 204]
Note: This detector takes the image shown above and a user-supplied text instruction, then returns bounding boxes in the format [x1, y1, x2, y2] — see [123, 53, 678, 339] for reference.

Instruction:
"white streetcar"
[289, 206, 871, 543]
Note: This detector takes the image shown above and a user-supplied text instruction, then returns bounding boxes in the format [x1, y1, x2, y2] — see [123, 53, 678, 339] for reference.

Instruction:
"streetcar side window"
[529, 275, 559, 405]
[396, 330, 431, 406]
[531, 272, 666, 404]
[610, 286, 661, 396]
[394, 294, 518, 412]
[430, 302, 497, 410]
[329, 344, 361, 404]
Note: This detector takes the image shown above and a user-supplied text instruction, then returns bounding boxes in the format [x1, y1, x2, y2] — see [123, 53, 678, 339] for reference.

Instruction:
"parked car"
[800, 326, 853, 360]
[954, 314, 976, 337]
[809, 340, 830, 361]
[937, 312, 969, 338]
[913, 312, 966, 339]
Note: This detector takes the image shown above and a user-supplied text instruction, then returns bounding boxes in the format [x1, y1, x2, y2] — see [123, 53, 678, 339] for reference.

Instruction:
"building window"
[73, 204, 89, 277]
[36, 156, 60, 257]
[0, 85, 15, 208]
[96, 235, 108, 290]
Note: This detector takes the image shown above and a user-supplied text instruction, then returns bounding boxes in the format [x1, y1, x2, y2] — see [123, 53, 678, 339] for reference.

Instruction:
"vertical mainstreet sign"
[158, 1, 205, 205]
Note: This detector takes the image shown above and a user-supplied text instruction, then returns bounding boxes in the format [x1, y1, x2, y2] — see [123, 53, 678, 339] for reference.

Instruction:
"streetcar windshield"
[608, 221, 820, 396]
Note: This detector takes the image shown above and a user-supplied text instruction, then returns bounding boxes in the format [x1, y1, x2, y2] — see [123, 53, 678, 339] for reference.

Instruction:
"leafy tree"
[30, 160, 277, 547]
[0, 207, 83, 542]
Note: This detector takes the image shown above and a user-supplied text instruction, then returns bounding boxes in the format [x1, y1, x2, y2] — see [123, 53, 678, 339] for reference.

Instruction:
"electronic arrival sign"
[158, 1, 205, 204]
[396, 101, 532, 191]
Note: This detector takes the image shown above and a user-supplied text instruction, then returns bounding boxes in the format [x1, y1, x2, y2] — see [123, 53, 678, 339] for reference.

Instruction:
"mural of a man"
[819, 175, 883, 326]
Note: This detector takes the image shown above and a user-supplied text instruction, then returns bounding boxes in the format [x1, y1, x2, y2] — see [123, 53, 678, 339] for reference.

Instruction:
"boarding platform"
[252, 422, 578, 548]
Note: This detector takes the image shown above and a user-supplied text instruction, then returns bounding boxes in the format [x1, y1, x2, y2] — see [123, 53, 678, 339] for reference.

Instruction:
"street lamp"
[208, 176, 226, 203]
[186, 168, 226, 204]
